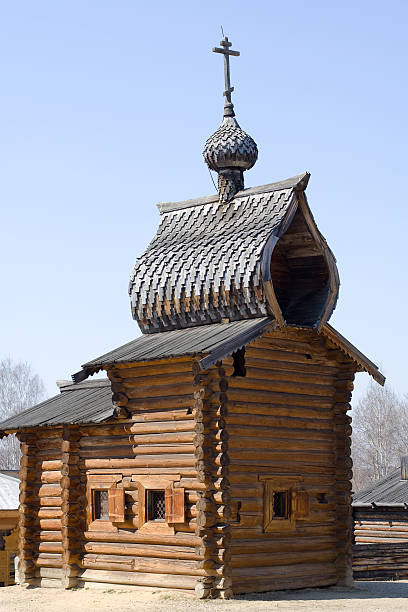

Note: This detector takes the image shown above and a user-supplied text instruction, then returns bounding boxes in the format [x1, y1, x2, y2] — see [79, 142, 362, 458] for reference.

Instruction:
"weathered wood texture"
[193, 361, 232, 599]
[353, 507, 408, 580]
[17, 358, 202, 593]
[224, 327, 355, 594]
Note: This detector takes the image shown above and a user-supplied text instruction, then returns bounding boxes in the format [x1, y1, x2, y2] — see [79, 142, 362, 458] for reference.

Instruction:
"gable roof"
[353, 469, 408, 507]
[129, 172, 338, 334]
[72, 318, 384, 386]
[0, 379, 115, 433]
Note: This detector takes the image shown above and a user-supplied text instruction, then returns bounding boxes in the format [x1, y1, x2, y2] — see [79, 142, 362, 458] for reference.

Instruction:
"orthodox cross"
[213, 36, 240, 115]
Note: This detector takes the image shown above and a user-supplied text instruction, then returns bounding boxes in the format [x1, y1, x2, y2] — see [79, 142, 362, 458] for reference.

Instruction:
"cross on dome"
[213, 36, 240, 117]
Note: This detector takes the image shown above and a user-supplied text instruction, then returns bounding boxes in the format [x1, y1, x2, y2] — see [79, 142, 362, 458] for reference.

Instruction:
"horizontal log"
[127, 397, 193, 410]
[40, 471, 62, 484]
[245, 346, 338, 367]
[228, 436, 332, 452]
[232, 572, 336, 594]
[84, 530, 200, 547]
[38, 485, 62, 497]
[37, 508, 62, 519]
[231, 549, 336, 568]
[80, 432, 195, 448]
[228, 376, 335, 398]
[38, 542, 63, 553]
[229, 461, 335, 475]
[35, 557, 63, 568]
[82, 456, 196, 469]
[232, 560, 336, 579]
[39, 531, 62, 542]
[229, 448, 334, 464]
[228, 420, 333, 436]
[84, 542, 200, 560]
[111, 358, 194, 376]
[78, 568, 197, 589]
[35, 437, 62, 450]
[231, 536, 336, 555]
[237, 365, 335, 388]
[243, 355, 337, 376]
[39, 497, 63, 507]
[81, 554, 207, 576]
[120, 373, 194, 388]
[228, 388, 333, 409]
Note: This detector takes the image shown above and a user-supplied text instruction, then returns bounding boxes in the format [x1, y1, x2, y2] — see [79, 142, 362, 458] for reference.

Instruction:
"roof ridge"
[157, 172, 310, 214]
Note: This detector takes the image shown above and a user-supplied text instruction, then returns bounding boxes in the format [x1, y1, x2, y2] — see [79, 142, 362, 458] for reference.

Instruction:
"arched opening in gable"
[270, 207, 331, 327]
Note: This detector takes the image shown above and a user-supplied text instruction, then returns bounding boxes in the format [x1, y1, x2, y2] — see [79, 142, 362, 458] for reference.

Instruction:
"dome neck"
[218, 169, 243, 203]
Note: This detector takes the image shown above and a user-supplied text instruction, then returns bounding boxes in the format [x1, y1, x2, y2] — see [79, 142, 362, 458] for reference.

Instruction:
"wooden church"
[0, 36, 384, 598]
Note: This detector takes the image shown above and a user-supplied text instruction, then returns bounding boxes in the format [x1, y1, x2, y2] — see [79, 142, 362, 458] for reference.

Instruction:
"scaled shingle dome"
[203, 116, 258, 172]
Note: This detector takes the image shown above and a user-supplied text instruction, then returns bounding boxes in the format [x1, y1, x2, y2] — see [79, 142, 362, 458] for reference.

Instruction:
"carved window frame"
[260, 475, 309, 532]
[86, 474, 125, 532]
[134, 475, 184, 534]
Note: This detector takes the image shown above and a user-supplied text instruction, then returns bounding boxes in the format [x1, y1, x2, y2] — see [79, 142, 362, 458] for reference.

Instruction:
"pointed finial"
[213, 35, 240, 118]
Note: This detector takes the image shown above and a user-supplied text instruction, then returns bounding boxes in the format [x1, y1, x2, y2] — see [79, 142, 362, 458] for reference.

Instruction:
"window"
[260, 475, 309, 532]
[273, 491, 289, 519]
[135, 475, 185, 534]
[86, 474, 125, 531]
[93, 489, 109, 521]
[147, 490, 165, 521]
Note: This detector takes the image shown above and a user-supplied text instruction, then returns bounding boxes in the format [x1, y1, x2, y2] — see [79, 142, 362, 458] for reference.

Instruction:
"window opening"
[93, 489, 109, 521]
[147, 489, 165, 521]
[232, 347, 246, 377]
[273, 491, 289, 518]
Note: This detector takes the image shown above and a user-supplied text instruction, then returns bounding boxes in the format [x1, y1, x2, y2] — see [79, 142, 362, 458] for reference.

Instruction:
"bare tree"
[352, 381, 408, 492]
[0, 357, 45, 469]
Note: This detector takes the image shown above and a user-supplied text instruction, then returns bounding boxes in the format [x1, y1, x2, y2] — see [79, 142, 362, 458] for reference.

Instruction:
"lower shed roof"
[0, 379, 115, 432]
[353, 469, 408, 507]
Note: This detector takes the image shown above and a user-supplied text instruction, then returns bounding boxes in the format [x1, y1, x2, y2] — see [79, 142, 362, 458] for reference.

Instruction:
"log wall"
[223, 327, 355, 594]
[17, 358, 204, 593]
[16, 330, 356, 597]
[353, 506, 408, 580]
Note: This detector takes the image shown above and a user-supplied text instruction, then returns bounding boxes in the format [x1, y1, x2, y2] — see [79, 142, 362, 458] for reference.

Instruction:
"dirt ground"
[2, 581, 408, 612]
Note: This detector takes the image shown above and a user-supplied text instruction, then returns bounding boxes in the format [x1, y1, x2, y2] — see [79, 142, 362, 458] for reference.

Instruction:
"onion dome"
[203, 116, 258, 172]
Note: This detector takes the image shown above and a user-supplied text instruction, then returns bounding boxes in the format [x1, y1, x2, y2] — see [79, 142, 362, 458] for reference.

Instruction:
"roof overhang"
[320, 323, 385, 386]
[72, 318, 384, 387]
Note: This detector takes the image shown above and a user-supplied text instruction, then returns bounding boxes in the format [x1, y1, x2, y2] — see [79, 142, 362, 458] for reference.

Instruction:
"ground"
[2, 581, 408, 612]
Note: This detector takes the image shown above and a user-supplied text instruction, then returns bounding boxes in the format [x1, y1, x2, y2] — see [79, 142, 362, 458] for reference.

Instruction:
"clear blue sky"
[0, 0, 407, 404]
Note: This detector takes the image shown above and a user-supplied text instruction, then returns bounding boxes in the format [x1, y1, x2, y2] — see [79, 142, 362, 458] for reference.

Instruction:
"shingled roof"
[0, 379, 115, 432]
[129, 172, 339, 334]
[353, 469, 408, 507]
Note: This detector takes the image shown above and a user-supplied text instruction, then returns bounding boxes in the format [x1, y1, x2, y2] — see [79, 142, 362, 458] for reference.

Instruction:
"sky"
[0, 0, 407, 404]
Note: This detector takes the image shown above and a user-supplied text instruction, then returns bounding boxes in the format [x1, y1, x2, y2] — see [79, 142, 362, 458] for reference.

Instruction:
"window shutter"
[165, 486, 185, 523]
[295, 491, 309, 518]
[109, 487, 125, 522]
